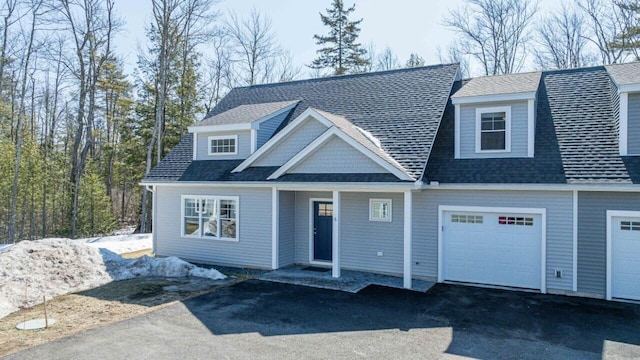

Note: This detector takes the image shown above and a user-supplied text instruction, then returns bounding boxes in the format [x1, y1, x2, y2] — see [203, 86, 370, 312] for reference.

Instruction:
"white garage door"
[442, 210, 543, 290]
[611, 216, 640, 301]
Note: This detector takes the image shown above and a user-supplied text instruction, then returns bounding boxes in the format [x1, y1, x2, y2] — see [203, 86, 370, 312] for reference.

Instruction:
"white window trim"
[437, 205, 546, 293]
[605, 210, 640, 301]
[208, 135, 238, 156]
[369, 198, 392, 222]
[619, 92, 628, 156]
[475, 106, 512, 153]
[180, 195, 239, 241]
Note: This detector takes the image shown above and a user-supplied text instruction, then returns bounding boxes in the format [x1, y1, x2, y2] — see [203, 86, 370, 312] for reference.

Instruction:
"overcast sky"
[116, 0, 562, 76]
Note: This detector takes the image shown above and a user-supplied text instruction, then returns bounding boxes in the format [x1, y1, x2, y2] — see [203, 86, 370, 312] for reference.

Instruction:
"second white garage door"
[441, 208, 544, 290]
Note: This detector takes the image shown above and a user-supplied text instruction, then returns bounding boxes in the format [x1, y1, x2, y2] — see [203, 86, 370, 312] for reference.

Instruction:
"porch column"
[271, 187, 279, 269]
[332, 190, 341, 278]
[404, 190, 412, 289]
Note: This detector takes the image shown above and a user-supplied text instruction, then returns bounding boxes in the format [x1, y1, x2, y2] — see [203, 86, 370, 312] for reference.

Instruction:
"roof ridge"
[232, 63, 460, 90]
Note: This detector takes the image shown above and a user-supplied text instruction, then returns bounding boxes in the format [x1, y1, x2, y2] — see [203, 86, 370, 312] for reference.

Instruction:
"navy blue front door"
[313, 201, 333, 261]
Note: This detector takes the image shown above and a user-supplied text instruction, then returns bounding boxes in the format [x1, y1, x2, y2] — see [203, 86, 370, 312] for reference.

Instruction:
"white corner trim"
[250, 129, 257, 154]
[620, 92, 628, 156]
[451, 91, 536, 105]
[403, 191, 412, 289]
[207, 135, 238, 156]
[605, 210, 640, 300]
[271, 187, 279, 270]
[369, 198, 392, 222]
[572, 190, 578, 292]
[192, 133, 197, 160]
[437, 205, 547, 293]
[308, 197, 333, 266]
[437, 205, 444, 283]
[454, 104, 461, 159]
[267, 127, 413, 181]
[332, 191, 341, 278]
[232, 108, 333, 173]
[475, 106, 512, 154]
[527, 99, 535, 158]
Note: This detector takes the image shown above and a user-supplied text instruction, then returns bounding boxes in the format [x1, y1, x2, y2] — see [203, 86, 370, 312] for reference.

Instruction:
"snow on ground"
[0, 238, 226, 319]
[78, 233, 152, 254]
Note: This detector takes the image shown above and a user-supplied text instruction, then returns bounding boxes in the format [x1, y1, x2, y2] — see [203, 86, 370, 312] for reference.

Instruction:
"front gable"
[287, 136, 388, 174]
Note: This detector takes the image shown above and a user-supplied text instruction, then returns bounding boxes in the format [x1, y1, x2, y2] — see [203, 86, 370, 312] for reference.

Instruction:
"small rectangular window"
[370, 199, 392, 222]
[318, 203, 333, 217]
[621, 221, 640, 231]
[208, 135, 237, 155]
[498, 216, 534, 226]
[451, 214, 483, 224]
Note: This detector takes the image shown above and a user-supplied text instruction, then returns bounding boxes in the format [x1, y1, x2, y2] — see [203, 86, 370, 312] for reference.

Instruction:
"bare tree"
[276, 49, 301, 82]
[444, 0, 538, 75]
[576, 0, 636, 64]
[438, 44, 471, 79]
[375, 46, 399, 71]
[535, 4, 593, 69]
[203, 30, 231, 113]
[405, 53, 425, 68]
[58, 0, 119, 237]
[8, 0, 41, 243]
[226, 9, 280, 85]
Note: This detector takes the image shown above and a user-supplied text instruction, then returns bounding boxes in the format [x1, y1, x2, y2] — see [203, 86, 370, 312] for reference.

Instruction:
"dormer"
[606, 62, 640, 156]
[450, 72, 541, 159]
[187, 100, 298, 160]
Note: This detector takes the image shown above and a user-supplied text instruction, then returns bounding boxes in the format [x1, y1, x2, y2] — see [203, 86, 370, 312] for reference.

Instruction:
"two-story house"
[142, 62, 640, 301]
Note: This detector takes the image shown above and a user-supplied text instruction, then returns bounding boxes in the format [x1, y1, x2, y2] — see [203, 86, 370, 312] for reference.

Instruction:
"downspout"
[145, 185, 157, 254]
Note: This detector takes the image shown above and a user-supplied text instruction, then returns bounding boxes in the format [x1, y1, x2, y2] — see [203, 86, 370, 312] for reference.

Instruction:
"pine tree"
[610, 1, 640, 60]
[406, 53, 426, 68]
[309, 0, 369, 75]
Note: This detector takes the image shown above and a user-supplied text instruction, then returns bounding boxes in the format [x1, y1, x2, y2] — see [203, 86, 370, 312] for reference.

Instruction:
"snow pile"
[80, 233, 152, 254]
[0, 238, 226, 319]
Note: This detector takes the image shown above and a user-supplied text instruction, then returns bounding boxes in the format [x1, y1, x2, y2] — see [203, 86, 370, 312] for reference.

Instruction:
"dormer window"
[209, 135, 238, 155]
[476, 107, 511, 153]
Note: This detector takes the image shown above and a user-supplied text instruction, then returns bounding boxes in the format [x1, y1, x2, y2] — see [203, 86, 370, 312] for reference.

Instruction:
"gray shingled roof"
[210, 64, 459, 179]
[606, 62, 640, 86]
[193, 100, 299, 127]
[426, 67, 640, 184]
[145, 64, 459, 182]
[451, 71, 541, 98]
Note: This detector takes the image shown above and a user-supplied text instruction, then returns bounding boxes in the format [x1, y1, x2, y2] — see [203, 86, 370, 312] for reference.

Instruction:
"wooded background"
[0, 0, 637, 243]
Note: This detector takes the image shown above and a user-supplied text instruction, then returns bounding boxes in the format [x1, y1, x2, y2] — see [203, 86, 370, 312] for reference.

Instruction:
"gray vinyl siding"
[293, 191, 404, 275]
[412, 190, 574, 291]
[627, 93, 640, 155]
[289, 136, 387, 174]
[340, 192, 404, 275]
[577, 192, 640, 296]
[459, 100, 529, 158]
[253, 118, 328, 166]
[294, 191, 332, 263]
[257, 110, 289, 148]
[154, 186, 272, 268]
[279, 191, 296, 267]
[195, 130, 251, 160]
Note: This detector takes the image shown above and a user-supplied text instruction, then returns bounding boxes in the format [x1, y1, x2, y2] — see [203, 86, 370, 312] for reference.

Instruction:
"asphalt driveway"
[5, 279, 640, 359]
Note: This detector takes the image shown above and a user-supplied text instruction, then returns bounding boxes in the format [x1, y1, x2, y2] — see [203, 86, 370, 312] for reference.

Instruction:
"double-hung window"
[182, 196, 238, 240]
[476, 107, 511, 152]
[208, 135, 237, 155]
